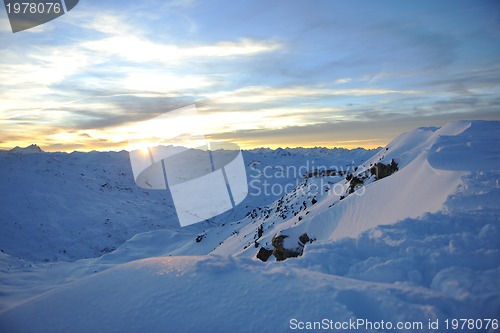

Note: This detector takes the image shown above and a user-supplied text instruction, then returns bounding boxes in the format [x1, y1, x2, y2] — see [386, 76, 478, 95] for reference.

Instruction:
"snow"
[427, 120, 500, 172]
[0, 121, 499, 332]
[327, 154, 465, 240]
[213, 121, 477, 256]
[0, 147, 373, 263]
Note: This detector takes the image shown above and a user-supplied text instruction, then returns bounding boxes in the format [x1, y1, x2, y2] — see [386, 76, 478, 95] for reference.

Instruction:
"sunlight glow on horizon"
[0, 138, 387, 153]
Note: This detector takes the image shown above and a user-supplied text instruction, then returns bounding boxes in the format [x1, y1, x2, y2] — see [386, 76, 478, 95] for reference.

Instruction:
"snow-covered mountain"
[0, 146, 374, 263]
[8, 144, 44, 154]
[0, 120, 499, 333]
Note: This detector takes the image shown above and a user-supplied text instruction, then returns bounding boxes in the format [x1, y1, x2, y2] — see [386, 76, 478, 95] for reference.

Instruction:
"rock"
[271, 233, 312, 261]
[298, 233, 310, 245]
[272, 235, 288, 261]
[257, 224, 264, 238]
[370, 159, 399, 180]
[256, 247, 273, 262]
[348, 176, 364, 194]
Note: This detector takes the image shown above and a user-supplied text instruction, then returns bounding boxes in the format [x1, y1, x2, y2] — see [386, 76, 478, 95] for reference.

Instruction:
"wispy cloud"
[335, 78, 352, 84]
[82, 36, 281, 65]
[204, 86, 424, 105]
[0, 5, 284, 150]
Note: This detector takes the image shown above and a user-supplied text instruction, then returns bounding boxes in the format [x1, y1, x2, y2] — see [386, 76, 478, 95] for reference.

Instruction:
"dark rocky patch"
[256, 247, 273, 262]
[370, 159, 398, 180]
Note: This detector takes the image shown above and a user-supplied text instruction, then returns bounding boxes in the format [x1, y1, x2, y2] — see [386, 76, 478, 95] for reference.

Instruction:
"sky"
[0, 0, 499, 151]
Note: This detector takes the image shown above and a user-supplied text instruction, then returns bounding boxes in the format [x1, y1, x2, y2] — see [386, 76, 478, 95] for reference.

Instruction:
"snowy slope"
[212, 121, 476, 258]
[2, 249, 498, 333]
[286, 121, 473, 241]
[0, 147, 373, 262]
[0, 121, 499, 333]
[0, 150, 179, 262]
[1, 202, 499, 333]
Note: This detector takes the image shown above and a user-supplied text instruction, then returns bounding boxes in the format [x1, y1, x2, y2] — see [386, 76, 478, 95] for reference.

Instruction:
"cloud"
[69, 11, 139, 36]
[121, 71, 216, 94]
[0, 6, 283, 149]
[335, 78, 352, 84]
[204, 85, 424, 106]
[81, 36, 281, 66]
[205, 103, 500, 150]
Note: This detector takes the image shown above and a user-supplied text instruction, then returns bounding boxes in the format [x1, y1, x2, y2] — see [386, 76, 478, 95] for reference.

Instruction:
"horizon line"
[2, 143, 384, 154]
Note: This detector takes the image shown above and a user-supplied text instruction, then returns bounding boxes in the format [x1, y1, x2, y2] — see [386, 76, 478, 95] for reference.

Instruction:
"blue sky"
[1, 0, 499, 151]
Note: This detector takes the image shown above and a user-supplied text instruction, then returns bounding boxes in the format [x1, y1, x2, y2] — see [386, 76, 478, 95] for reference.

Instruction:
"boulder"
[370, 159, 399, 180]
[256, 247, 273, 262]
[271, 233, 312, 261]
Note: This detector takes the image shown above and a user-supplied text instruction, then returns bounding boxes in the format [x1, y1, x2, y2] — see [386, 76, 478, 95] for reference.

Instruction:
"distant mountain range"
[8, 144, 44, 154]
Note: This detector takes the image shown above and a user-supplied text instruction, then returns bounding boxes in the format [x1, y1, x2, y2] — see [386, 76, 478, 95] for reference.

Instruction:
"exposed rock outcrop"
[370, 159, 398, 180]
[266, 233, 312, 262]
[256, 247, 273, 262]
